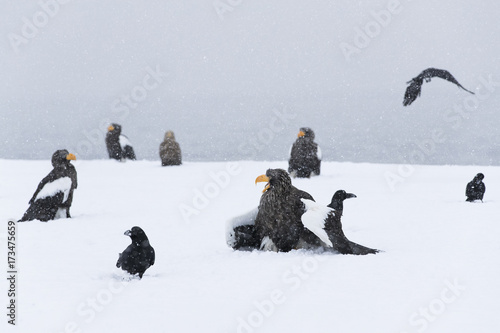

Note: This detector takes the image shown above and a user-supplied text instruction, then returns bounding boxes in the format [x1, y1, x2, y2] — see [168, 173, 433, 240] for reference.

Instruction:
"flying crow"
[403, 68, 474, 106]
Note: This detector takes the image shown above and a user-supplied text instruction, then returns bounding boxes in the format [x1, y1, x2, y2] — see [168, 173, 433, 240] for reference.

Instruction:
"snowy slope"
[1, 159, 499, 333]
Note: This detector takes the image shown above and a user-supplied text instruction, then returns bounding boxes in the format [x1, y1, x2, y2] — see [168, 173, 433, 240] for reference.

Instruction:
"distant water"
[2, 92, 500, 165]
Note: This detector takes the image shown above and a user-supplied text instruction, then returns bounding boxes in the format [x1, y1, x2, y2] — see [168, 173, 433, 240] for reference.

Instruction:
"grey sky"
[1, 1, 499, 164]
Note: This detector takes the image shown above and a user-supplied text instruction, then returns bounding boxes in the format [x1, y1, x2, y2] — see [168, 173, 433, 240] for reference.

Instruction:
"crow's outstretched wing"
[422, 68, 475, 94]
[404, 68, 474, 106]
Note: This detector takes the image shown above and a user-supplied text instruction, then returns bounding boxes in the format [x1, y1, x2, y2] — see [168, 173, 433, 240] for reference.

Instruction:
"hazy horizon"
[2, 0, 499, 165]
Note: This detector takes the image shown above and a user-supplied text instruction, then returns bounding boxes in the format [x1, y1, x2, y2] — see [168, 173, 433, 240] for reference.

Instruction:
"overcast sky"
[1, 0, 499, 164]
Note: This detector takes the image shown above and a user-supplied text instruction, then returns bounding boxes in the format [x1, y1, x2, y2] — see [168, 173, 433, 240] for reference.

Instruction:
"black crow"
[322, 190, 378, 255]
[19, 149, 78, 222]
[106, 123, 136, 161]
[403, 68, 474, 106]
[288, 128, 321, 178]
[466, 173, 485, 202]
[159, 130, 182, 166]
[116, 226, 155, 279]
[327, 190, 356, 213]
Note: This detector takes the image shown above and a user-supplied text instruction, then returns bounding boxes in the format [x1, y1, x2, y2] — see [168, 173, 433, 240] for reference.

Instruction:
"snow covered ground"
[1, 159, 499, 333]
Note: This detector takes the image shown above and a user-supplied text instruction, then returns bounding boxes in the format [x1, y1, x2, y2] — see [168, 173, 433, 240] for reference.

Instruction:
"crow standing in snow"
[296, 190, 378, 254]
[321, 190, 378, 255]
[19, 149, 78, 222]
[466, 173, 485, 202]
[288, 128, 321, 178]
[106, 123, 136, 161]
[403, 68, 475, 106]
[117, 226, 155, 279]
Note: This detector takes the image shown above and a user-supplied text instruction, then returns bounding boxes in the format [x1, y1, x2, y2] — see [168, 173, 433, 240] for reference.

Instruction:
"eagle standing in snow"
[106, 123, 136, 161]
[159, 130, 182, 166]
[403, 68, 475, 106]
[254, 169, 315, 252]
[19, 149, 78, 222]
[117, 226, 155, 279]
[226, 169, 378, 254]
[288, 128, 321, 178]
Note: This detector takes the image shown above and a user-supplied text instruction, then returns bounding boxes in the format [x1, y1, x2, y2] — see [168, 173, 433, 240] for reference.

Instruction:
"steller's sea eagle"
[226, 169, 378, 255]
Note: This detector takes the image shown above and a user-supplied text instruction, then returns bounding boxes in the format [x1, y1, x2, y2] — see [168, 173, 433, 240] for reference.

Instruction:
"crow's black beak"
[124, 230, 131, 236]
[346, 193, 357, 199]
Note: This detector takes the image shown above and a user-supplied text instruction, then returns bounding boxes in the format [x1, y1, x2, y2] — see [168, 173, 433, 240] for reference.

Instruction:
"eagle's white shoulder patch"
[35, 177, 72, 203]
[119, 135, 132, 150]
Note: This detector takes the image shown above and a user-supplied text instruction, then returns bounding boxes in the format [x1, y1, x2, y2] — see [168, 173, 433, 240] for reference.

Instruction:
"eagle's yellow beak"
[108, 125, 115, 132]
[66, 153, 76, 161]
[255, 174, 271, 193]
[297, 130, 305, 138]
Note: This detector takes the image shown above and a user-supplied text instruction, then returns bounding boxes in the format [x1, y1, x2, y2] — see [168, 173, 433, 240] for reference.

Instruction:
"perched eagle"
[106, 123, 136, 161]
[19, 149, 78, 222]
[226, 169, 378, 255]
[403, 68, 474, 106]
[159, 130, 182, 166]
[288, 128, 321, 178]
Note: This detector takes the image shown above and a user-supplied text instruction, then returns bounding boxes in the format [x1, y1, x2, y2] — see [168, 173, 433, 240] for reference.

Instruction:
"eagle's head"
[107, 123, 122, 134]
[297, 127, 315, 140]
[255, 168, 292, 195]
[51, 149, 76, 168]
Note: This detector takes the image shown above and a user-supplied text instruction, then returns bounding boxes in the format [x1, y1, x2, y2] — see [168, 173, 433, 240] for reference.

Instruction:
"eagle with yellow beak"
[288, 127, 321, 178]
[226, 169, 378, 254]
[19, 149, 78, 222]
[254, 168, 315, 251]
[106, 123, 136, 161]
